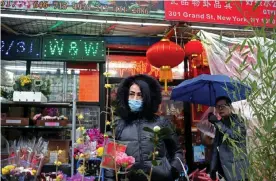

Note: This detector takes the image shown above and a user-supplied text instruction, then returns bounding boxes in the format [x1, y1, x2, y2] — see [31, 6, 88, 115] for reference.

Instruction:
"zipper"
[137, 119, 144, 164]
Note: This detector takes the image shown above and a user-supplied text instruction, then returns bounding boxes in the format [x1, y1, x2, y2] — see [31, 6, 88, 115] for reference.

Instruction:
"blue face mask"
[128, 99, 143, 112]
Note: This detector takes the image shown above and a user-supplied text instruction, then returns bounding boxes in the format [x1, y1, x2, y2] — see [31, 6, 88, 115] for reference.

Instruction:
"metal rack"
[0, 75, 78, 176]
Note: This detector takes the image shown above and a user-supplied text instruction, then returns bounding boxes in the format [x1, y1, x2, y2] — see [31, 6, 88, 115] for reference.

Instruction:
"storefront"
[1, 0, 274, 180]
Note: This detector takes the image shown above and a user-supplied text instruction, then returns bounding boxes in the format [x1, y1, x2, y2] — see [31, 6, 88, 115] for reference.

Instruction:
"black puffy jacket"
[104, 74, 184, 181]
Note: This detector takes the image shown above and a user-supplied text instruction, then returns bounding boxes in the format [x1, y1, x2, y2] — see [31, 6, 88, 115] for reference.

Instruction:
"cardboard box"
[13, 91, 47, 102]
[1, 117, 29, 126]
[43, 140, 70, 164]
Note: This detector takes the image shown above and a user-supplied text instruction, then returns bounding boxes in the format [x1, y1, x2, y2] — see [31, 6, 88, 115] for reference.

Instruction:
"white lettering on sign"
[203, 0, 211, 8]
[263, 9, 276, 15]
[6, 120, 21, 124]
[214, 0, 221, 8]
[224, 2, 232, 10]
[183, 12, 205, 19]
[192, 0, 200, 7]
[233, 16, 247, 22]
[263, 0, 272, 7]
[206, 14, 215, 20]
[181, 0, 189, 6]
[217, 15, 232, 21]
[171, 0, 178, 5]
[250, 18, 260, 23]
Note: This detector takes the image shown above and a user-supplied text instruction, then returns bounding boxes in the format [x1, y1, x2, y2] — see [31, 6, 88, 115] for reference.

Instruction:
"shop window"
[1, 60, 27, 87]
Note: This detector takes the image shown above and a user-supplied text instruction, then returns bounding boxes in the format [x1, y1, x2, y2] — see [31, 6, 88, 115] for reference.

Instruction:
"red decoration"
[184, 39, 204, 57]
[146, 39, 185, 68]
[146, 39, 185, 92]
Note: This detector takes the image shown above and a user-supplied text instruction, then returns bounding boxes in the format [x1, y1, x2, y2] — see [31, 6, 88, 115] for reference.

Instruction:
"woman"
[105, 74, 184, 181]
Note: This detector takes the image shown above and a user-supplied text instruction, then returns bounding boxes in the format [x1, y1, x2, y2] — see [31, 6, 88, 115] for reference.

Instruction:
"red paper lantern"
[146, 39, 185, 92]
[184, 39, 204, 57]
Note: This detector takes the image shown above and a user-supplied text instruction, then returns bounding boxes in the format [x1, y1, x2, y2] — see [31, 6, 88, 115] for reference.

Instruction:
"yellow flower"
[77, 126, 85, 131]
[54, 161, 62, 166]
[56, 174, 63, 181]
[31, 169, 37, 175]
[75, 155, 79, 160]
[106, 121, 111, 125]
[79, 153, 84, 159]
[77, 114, 84, 120]
[76, 138, 84, 144]
[77, 165, 86, 175]
[103, 72, 112, 77]
[97, 147, 104, 157]
[77, 126, 86, 133]
[58, 150, 63, 155]
[79, 152, 90, 159]
[1, 168, 9, 175]
[104, 84, 112, 88]
[4, 165, 15, 171]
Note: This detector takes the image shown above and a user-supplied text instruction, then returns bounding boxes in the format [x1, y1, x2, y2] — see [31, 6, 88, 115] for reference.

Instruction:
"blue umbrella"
[171, 74, 251, 106]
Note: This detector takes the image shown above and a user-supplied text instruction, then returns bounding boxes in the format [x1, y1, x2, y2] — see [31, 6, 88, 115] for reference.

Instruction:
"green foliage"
[220, 12, 276, 181]
[142, 125, 172, 180]
[0, 87, 13, 100]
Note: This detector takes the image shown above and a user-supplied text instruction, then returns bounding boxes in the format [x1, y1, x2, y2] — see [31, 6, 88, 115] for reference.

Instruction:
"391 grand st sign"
[165, 0, 276, 28]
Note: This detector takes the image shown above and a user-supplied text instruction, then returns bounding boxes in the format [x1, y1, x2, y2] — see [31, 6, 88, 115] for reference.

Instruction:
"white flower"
[153, 126, 161, 132]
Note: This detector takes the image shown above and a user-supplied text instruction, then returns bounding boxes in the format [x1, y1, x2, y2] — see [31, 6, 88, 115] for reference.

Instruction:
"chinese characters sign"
[165, 0, 275, 28]
[1, 0, 164, 19]
[42, 37, 105, 61]
[108, 55, 184, 79]
[1, 36, 41, 60]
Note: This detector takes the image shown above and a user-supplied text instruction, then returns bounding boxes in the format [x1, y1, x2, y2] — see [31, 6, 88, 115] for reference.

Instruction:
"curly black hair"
[115, 74, 162, 121]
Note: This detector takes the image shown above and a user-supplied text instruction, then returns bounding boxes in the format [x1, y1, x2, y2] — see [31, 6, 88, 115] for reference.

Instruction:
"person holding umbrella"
[208, 96, 248, 181]
[171, 74, 251, 181]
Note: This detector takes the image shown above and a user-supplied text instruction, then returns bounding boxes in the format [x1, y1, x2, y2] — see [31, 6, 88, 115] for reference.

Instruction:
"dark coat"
[104, 74, 184, 181]
[210, 114, 249, 181]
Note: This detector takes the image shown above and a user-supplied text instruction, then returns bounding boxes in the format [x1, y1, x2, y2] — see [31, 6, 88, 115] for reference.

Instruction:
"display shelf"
[1, 101, 100, 107]
[76, 101, 100, 106]
[43, 163, 71, 166]
[1, 101, 72, 108]
[1, 125, 72, 129]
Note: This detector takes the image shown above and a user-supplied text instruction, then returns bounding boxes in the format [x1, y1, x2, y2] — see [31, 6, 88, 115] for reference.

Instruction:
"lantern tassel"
[159, 66, 173, 93]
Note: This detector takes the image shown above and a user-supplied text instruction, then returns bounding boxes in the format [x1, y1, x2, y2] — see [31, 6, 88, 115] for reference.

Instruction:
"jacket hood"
[116, 74, 162, 121]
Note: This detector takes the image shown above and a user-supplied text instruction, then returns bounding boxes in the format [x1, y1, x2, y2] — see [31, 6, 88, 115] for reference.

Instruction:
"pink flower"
[33, 114, 42, 121]
[115, 152, 135, 169]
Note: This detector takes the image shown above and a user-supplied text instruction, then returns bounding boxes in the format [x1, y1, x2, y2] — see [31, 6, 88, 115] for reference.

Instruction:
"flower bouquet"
[13, 75, 51, 96]
[4, 136, 49, 180]
[73, 126, 106, 180]
[1, 163, 37, 181]
[39, 171, 66, 181]
[33, 108, 68, 126]
[74, 127, 105, 160]
[12, 75, 51, 102]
